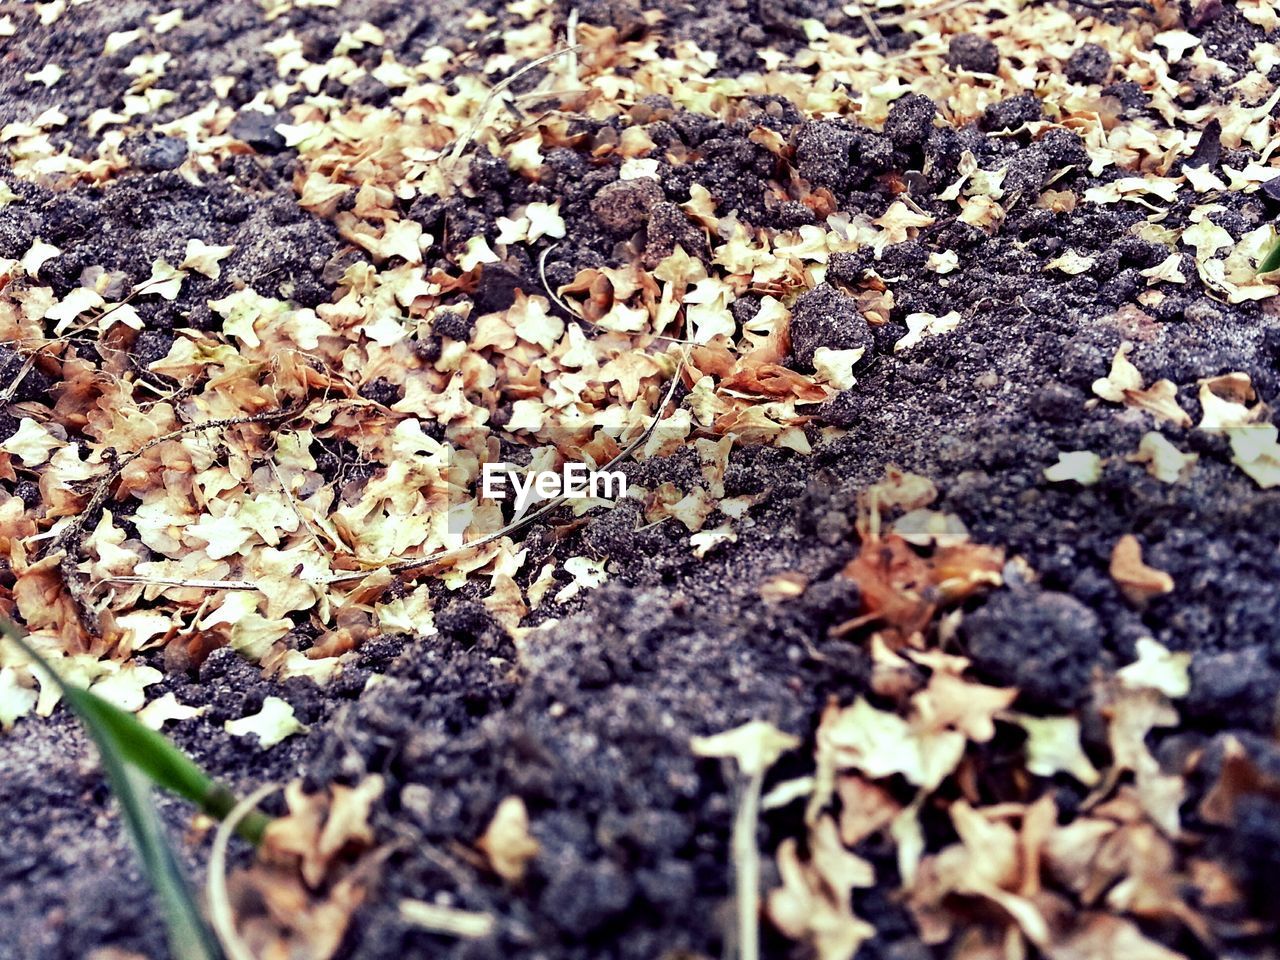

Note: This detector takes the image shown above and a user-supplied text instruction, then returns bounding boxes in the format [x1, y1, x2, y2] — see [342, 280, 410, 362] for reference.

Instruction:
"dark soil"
[3, 1, 1280, 959]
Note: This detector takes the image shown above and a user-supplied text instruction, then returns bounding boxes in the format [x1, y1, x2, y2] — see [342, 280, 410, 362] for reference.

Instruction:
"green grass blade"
[1259, 234, 1280, 275]
[0, 617, 232, 959]
[96, 740, 226, 960]
[59, 684, 270, 842]
[0, 618, 270, 843]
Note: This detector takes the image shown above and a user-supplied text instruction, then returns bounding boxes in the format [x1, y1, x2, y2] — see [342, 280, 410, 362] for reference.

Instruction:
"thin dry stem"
[208, 783, 280, 960]
[447, 45, 584, 165]
[849, 0, 888, 52]
[733, 770, 765, 960]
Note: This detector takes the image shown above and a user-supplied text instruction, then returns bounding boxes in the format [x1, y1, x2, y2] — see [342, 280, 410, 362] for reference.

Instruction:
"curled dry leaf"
[231, 776, 387, 960]
[1043, 451, 1103, 486]
[815, 660, 1013, 792]
[224, 695, 307, 749]
[1128, 432, 1197, 483]
[1092, 344, 1191, 427]
[838, 533, 1004, 640]
[839, 535, 936, 637]
[1109, 535, 1174, 605]
[477, 796, 540, 883]
[857, 466, 938, 536]
[265, 776, 385, 888]
[818, 696, 964, 791]
[1049, 914, 1188, 960]
[908, 800, 1053, 949]
[1198, 733, 1280, 829]
[1103, 685, 1185, 837]
[691, 719, 800, 777]
[910, 666, 1017, 742]
[1008, 713, 1101, 786]
[835, 775, 901, 847]
[1196, 373, 1280, 488]
[766, 818, 875, 960]
[1117, 637, 1190, 699]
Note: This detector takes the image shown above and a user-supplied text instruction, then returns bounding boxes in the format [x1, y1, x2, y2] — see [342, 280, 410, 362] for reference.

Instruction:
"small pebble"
[229, 109, 286, 154]
[884, 93, 937, 148]
[591, 178, 664, 233]
[982, 93, 1043, 131]
[125, 135, 188, 172]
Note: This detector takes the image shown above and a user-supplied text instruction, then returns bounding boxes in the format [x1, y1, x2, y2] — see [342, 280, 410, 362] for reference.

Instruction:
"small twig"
[1053, 0, 1154, 11]
[209, 783, 280, 960]
[45, 404, 302, 560]
[266, 458, 328, 554]
[0, 347, 45, 406]
[877, 0, 971, 24]
[848, 0, 888, 52]
[399, 900, 496, 940]
[733, 768, 765, 960]
[47, 405, 305, 633]
[447, 45, 585, 165]
[101, 575, 264, 591]
[510, 88, 590, 106]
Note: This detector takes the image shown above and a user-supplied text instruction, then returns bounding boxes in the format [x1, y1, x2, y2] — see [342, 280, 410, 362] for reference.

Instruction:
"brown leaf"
[838, 535, 1004, 639]
[766, 826, 875, 960]
[1110, 535, 1174, 605]
[719, 361, 828, 402]
[909, 802, 1051, 949]
[12, 553, 91, 650]
[477, 796, 540, 883]
[840, 535, 936, 636]
[836, 775, 901, 847]
[1049, 914, 1187, 960]
[1198, 734, 1280, 827]
[265, 776, 384, 888]
[911, 667, 1016, 743]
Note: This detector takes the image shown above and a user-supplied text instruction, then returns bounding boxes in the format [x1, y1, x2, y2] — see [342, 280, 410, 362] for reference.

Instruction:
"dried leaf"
[1110, 535, 1174, 605]
[224, 696, 307, 749]
[691, 719, 800, 776]
[477, 796, 540, 883]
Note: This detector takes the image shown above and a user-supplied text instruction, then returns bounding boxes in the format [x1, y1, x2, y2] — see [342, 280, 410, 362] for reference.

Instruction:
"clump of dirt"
[786, 283, 873, 369]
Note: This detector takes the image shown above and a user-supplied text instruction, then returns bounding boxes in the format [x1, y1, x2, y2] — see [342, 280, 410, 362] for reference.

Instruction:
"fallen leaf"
[136, 692, 206, 730]
[225, 696, 307, 748]
[1049, 913, 1188, 960]
[767, 830, 875, 960]
[1008, 713, 1101, 786]
[1127, 432, 1197, 483]
[180, 238, 234, 279]
[692, 719, 800, 776]
[1044, 451, 1102, 486]
[477, 796, 540, 883]
[1117, 638, 1190, 699]
[1110, 535, 1174, 605]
